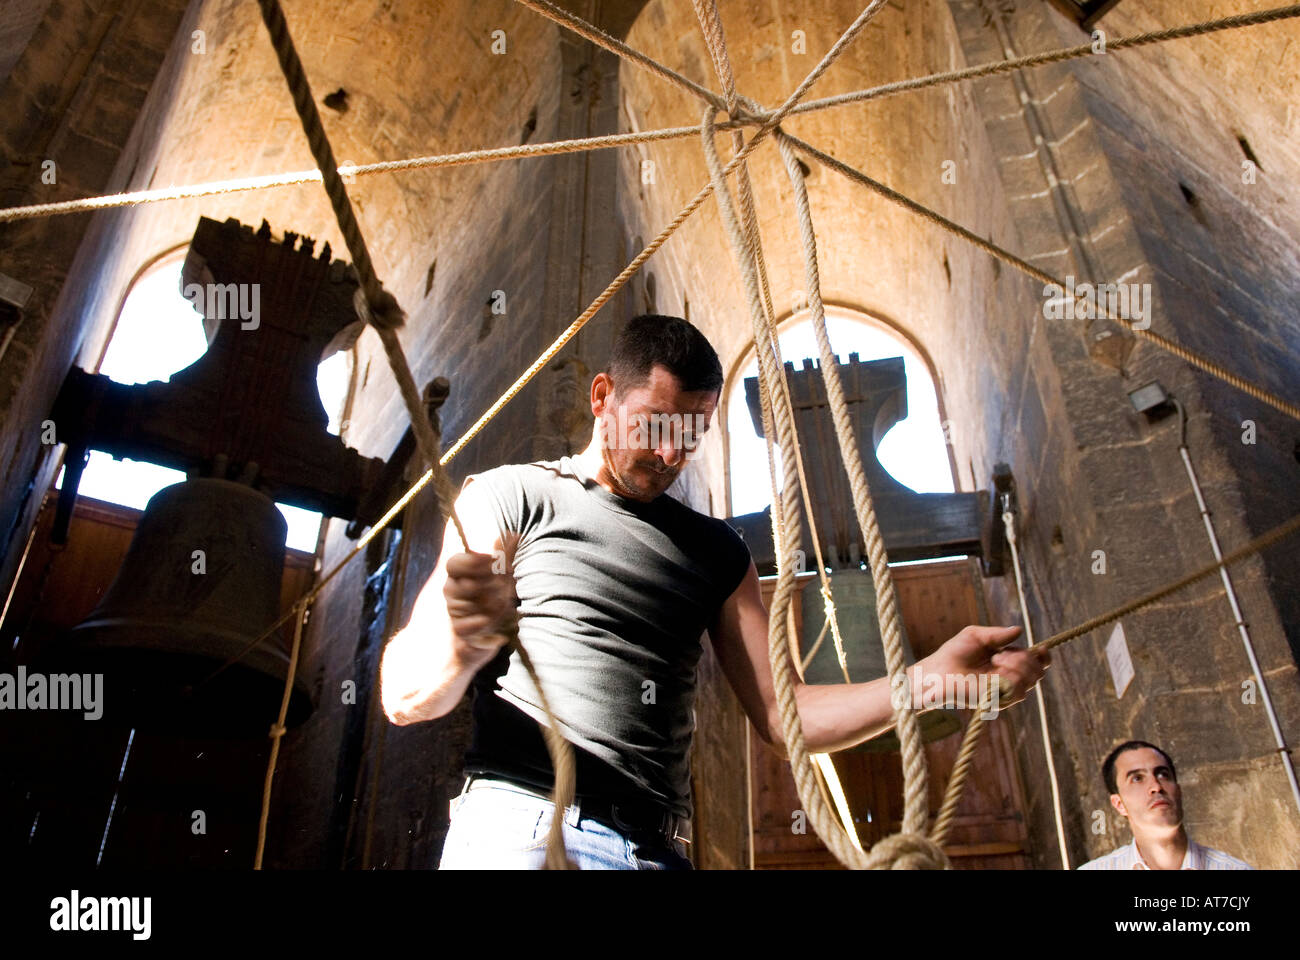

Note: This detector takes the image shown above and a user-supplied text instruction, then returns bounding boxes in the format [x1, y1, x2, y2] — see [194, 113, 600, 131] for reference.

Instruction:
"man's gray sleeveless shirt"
[460, 455, 751, 820]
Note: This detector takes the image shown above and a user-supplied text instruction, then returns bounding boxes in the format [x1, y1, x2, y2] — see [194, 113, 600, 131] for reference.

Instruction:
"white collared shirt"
[1078, 837, 1252, 870]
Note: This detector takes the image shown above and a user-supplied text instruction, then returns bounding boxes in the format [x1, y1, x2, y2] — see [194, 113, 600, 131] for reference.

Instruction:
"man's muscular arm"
[707, 562, 1048, 755]
[379, 480, 518, 725]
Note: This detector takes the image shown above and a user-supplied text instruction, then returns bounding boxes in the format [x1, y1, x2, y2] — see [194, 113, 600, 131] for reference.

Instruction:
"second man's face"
[1112, 747, 1183, 831]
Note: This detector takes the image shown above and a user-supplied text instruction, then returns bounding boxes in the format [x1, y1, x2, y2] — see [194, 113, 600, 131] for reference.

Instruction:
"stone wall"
[948, 0, 1300, 868]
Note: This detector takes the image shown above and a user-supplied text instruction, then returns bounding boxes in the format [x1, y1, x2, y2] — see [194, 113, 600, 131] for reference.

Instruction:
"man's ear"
[591, 372, 613, 415]
[1109, 793, 1128, 819]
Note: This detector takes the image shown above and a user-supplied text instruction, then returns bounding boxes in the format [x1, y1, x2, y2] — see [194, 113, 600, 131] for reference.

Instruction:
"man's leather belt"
[464, 775, 691, 846]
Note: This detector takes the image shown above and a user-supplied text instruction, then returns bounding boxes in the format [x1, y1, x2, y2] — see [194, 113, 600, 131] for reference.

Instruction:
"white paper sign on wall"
[1106, 622, 1135, 699]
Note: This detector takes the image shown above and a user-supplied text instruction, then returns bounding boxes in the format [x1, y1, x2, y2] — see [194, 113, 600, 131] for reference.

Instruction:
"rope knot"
[735, 94, 773, 127]
[353, 283, 406, 331]
[864, 832, 951, 870]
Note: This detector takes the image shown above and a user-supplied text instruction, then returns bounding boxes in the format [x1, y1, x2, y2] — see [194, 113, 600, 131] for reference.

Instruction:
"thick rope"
[0, 124, 751, 225]
[738, 151, 856, 683]
[775, 128, 939, 862]
[930, 509, 1300, 846]
[728, 142, 859, 839]
[693, 0, 918, 866]
[693, 0, 741, 109]
[781, 132, 1300, 422]
[738, 161, 856, 684]
[700, 109, 853, 868]
[693, 0, 851, 686]
[694, 2, 852, 845]
[254, 0, 452, 482]
[255, 0, 400, 331]
[498, 617, 577, 869]
[703, 106, 947, 870]
[731, 8, 859, 842]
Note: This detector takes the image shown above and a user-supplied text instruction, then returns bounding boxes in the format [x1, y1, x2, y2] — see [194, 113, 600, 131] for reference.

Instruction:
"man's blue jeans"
[438, 777, 693, 870]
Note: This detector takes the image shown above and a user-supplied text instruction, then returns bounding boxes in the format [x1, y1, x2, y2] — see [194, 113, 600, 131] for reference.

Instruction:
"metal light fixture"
[1127, 380, 1173, 417]
[0, 272, 33, 364]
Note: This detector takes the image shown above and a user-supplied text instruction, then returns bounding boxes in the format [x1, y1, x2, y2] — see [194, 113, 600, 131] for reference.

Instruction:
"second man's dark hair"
[1102, 740, 1176, 795]
[607, 314, 723, 396]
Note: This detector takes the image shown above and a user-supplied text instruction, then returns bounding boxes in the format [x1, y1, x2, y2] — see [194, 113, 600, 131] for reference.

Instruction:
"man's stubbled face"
[595, 364, 718, 502]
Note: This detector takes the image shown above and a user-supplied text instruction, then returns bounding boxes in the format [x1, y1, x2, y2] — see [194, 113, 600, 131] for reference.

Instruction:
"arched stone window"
[55, 249, 354, 553]
[723, 306, 955, 521]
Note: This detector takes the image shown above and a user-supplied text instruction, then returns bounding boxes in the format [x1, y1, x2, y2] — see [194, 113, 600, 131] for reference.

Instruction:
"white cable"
[1003, 508, 1071, 869]
[1172, 401, 1300, 818]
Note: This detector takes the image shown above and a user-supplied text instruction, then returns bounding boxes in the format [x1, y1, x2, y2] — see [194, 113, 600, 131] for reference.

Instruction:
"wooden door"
[750, 559, 1033, 869]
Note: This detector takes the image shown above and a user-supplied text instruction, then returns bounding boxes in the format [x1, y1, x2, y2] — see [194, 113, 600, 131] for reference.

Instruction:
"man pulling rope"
[239, 0, 1296, 869]
[379, 314, 1048, 869]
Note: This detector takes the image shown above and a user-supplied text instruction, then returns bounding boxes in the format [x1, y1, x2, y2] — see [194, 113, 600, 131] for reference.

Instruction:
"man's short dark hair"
[1102, 740, 1176, 794]
[607, 314, 723, 396]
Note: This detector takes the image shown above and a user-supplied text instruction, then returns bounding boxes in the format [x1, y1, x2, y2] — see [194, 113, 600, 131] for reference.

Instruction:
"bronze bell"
[800, 568, 961, 752]
[68, 478, 314, 737]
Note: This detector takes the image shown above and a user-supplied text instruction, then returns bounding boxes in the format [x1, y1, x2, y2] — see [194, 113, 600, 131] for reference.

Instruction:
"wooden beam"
[1082, 0, 1126, 31]
[944, 841, 1027, 858]
[1043, 0, 1126, 33]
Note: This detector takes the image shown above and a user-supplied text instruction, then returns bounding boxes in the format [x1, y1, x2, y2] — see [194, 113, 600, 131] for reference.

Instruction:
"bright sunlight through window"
[727, 309, 953, 519]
